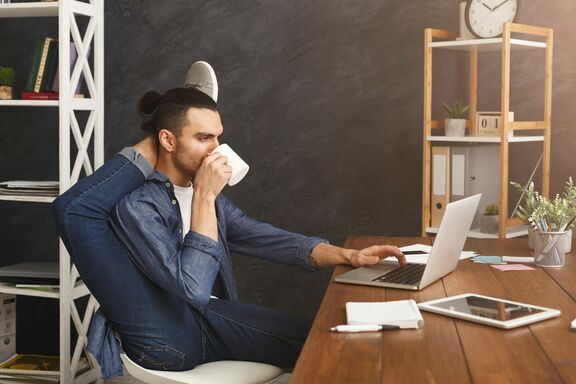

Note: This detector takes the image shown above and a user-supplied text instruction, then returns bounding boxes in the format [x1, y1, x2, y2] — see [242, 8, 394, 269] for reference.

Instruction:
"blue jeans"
[51, 150, 311, 372]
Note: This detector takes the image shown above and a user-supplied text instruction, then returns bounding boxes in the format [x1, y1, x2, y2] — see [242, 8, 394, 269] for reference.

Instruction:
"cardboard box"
[0, 295, 16, 337]
[0, 334, 15, 364]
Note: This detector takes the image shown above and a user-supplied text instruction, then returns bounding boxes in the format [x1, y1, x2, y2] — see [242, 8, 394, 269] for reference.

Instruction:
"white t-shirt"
[173, 183, 194, 238]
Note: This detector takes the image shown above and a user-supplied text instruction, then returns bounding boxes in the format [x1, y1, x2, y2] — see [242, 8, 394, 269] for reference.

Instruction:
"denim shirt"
[88, 170, 328, 377]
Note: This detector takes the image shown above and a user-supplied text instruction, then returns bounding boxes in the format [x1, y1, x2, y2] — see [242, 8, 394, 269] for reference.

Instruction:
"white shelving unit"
[0, 1, 103, 383]
[429, 37, 547, 50]
[422, 23, 553, 239]
[427, 135, 544, 143]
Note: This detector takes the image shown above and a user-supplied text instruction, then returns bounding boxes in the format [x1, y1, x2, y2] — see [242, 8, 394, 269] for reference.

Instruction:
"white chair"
[120, 353, 283, 384]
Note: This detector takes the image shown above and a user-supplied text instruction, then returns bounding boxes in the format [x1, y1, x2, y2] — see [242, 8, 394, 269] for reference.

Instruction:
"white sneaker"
[184, 61, 218, 102]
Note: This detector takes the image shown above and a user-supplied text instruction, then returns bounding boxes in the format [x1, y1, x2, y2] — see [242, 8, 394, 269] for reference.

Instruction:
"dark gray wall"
[1, 1, 575, 339]
[102, 0, 436, 318]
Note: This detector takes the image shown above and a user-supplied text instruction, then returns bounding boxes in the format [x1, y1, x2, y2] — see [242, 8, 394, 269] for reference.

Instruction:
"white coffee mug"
[213, 144, 249, 186]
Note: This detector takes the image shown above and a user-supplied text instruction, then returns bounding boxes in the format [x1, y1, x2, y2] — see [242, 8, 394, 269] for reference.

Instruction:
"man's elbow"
[188, 292, 211, 308]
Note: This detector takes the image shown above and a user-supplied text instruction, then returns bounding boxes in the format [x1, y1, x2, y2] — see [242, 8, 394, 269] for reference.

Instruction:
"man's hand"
[133, 135, 159, 168]
[309, 243, 406, 269]
[193, 153, 232, 199]
[190, 153, 232, 241]
[347, 245, 406, 268]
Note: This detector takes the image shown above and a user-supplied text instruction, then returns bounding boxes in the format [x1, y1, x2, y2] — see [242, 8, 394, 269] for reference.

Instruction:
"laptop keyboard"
[372, 263, 426, 286]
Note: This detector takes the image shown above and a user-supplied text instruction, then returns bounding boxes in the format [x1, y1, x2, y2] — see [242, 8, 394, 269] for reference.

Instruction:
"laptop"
[335, 194, 481, 291]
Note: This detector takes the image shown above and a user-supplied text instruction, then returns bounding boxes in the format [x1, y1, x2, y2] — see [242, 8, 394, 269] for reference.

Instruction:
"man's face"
[171, 108, 223, 180]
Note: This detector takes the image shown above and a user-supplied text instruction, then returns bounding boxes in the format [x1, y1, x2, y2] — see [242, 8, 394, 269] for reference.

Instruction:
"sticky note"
[491, 264, 536, 271]
[471, 256, 505, 264]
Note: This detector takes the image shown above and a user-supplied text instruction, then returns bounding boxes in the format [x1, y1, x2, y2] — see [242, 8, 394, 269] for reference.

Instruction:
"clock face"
[466, 0, 519, 38]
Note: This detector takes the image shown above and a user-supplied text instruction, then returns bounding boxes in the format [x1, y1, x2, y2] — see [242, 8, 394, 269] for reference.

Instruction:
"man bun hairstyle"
[137, 87, 218, 135]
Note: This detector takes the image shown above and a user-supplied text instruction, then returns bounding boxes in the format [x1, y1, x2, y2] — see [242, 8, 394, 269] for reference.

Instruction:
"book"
[0, 354, 88, 378]
[40, 39, 58, 92]
[0, 181, 59, 190]
[25, 40, 44, 92]
[0, 262, 59, 285]
[0, 354, 59, 376]
[52, 43, 89, 95]
[21, 92, 59, 100]
[346, 299, 424, 329]
[33, 37, 56, 93]
[0, 181, 59, 197]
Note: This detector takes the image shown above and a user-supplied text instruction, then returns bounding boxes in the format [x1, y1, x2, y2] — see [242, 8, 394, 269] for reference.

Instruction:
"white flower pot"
[480, 215, 498, 234]
[445, 118, 466, 136]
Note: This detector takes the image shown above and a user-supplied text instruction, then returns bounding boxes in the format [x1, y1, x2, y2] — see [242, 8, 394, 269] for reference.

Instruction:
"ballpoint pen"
[528, 217, 541, 231]
[330, 324, 400, 332]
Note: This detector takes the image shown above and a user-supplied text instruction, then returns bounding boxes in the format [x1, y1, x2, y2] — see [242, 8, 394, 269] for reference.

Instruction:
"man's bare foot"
[133, 135, 158, 168]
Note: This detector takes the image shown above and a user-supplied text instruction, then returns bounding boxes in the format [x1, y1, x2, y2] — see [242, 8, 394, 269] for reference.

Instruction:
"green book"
[25, 39, 44, 92]
[41, 39, 58, 92]
[33, 37, 55, 93]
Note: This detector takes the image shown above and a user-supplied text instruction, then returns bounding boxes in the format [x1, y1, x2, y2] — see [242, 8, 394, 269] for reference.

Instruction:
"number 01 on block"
[476, 111, 515, 137]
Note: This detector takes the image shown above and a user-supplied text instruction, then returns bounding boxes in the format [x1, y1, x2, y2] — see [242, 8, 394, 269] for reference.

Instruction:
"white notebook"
[346, 299, 424, 329]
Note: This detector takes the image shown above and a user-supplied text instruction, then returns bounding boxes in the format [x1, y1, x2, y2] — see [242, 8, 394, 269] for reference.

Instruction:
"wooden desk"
[291, 237, 576, 383]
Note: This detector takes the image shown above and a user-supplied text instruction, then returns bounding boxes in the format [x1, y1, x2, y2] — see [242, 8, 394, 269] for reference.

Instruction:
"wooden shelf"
[422, 23, 553, 239]
[0, 195, 56, 203]
[430, 37, 546, 51]
[0, 99, 59, 107]
[0, 281, 90, 300]
[0, 99, 96, 110]
[426, 225, 529, 239]
[0, 2, 59, 18]
[427, 135, 544, 143]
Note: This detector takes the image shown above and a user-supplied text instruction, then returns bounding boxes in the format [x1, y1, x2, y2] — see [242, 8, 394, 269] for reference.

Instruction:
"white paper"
[380, 244, 477, 264]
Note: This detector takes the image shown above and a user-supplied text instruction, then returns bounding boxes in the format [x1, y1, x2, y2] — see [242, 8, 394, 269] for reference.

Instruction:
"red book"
[21, 92, 59, 100]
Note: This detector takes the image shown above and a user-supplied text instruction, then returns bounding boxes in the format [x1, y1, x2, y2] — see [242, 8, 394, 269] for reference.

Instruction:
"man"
[52, 63, 405, 378]
[109, 85, 405, 369]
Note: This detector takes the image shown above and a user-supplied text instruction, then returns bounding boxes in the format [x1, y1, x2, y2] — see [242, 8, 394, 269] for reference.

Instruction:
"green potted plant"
[511, 178, 576, 252]
[0, 66, 15, 100]
[442, 99, 469, 136]
[480, 202, 499, 234]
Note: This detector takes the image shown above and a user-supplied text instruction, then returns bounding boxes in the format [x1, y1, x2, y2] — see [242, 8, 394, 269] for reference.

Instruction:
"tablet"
[417, 293, 561, 329]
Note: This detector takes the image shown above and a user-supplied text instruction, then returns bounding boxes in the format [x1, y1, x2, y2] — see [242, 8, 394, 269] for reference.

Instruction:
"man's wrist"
[341, 248, 354, 265]
[193, 188, 217, 203]
[309, 243, 353, 268]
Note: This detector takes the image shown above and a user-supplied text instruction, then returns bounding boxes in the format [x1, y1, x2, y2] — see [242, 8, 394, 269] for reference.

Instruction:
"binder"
[451, 147, 468, 202]
[431, 146, 450, 227]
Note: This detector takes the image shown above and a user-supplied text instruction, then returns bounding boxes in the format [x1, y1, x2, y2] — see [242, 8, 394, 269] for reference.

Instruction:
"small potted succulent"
[480, 202, 499, 234]
[0, 67, 15, 100]
[442, 100, 469, 136]
[0, 66, 15, 100]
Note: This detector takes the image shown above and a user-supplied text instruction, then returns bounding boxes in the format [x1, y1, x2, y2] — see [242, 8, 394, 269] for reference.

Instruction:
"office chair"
[120, 353, 283, 384]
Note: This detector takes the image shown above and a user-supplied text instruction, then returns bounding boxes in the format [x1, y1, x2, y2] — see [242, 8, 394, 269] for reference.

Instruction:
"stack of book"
[22, 37, 87, 100]
[0, 181, 59, 197]
[0, 354, 89, 382]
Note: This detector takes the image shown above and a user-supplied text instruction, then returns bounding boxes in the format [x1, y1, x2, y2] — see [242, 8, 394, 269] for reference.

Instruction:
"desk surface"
[291, 237, 576, 383]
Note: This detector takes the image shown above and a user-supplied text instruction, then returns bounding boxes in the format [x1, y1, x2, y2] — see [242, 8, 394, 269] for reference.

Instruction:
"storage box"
[0, 334, 15, 364]
[0, 295, 16, 337]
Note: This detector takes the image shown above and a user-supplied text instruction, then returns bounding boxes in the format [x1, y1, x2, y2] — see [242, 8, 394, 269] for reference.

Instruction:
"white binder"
[431, 146, 450, 227]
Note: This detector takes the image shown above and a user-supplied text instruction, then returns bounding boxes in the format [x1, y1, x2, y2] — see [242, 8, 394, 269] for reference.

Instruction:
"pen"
[528, 217, 540, 231]
[330, 324, 400, 332]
